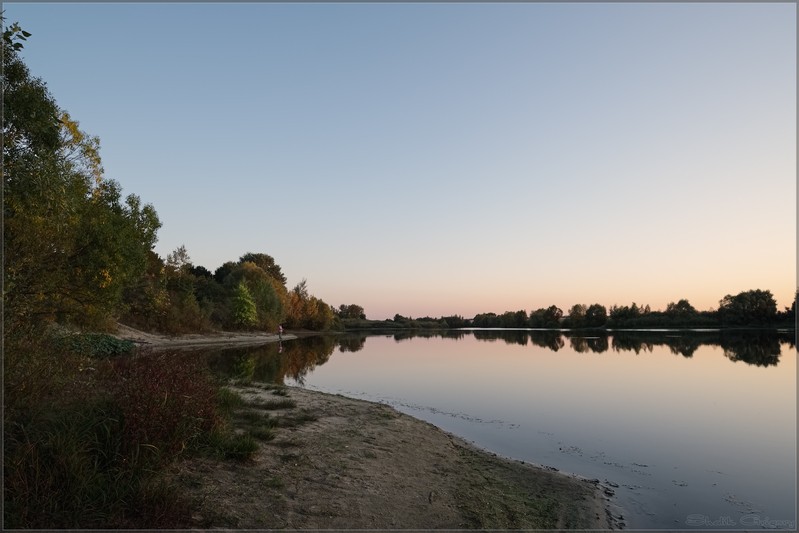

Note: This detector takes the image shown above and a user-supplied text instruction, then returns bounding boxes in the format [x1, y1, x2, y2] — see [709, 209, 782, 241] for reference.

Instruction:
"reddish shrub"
[105, 350, 219, 458]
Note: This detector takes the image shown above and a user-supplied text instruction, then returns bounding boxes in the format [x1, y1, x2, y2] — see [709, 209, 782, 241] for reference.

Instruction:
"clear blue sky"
[6, 3, 796, 319]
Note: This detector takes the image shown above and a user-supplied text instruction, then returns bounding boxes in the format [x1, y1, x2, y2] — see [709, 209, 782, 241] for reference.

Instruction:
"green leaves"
[232, 282, 258, 329]
[2, 20, 31, 50]
[3, 37, 161, 330]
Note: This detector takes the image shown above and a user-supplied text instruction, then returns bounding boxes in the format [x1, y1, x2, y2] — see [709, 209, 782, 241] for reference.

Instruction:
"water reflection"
[391, 329, 469, 342]
[206, 335, 337, 384]
[380, 329, 793, 367]
[207, 330, 793, 388]
[720, 329, 784, 367]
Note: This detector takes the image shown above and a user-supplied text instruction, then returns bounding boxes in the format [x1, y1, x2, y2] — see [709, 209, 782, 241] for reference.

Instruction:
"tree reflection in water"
[206, 335, 337, 385]
[205, 328, 793, 387]
[386, 329, 792, 367]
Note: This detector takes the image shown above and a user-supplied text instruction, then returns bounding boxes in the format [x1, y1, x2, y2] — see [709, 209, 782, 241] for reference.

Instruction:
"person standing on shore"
[278, 324, 283, 340]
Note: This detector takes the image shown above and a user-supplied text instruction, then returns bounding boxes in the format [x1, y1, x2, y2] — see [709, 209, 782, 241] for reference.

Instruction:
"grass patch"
[277, 408, 319, 428]
[236, 410, 270, 424]
[249, 427, 276, 441]
[206, 430, 259, 461]
[246, 398, 297, 410]
[217, 387, 246, 416]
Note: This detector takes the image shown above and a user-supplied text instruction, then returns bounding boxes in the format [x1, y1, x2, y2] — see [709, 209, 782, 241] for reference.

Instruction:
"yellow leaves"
[61, 111, 84, 144]
[59, 111, 104, 186]
[97, 269, 112, 289]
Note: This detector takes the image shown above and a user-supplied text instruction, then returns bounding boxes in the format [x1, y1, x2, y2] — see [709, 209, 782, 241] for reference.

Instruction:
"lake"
[206, 329, 796, 529]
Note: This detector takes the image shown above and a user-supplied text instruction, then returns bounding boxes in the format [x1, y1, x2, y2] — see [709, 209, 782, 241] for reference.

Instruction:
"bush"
[3, 334, 259, 528]
[103, 350, 220, 457]
[3, 398, 192, 528]
[60, 333, 135, 358]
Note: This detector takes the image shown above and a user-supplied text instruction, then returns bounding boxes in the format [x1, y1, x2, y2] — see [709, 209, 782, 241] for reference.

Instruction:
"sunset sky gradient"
[6, 3, 796, 319]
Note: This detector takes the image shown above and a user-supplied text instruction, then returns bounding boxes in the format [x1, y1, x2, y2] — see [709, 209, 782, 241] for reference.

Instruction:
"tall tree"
[3, 30, 160, 329]
[567, 304, 587, 328]
[543, 305, 563, 327]
[584, 304, 608, 327]
[718, 289, 777, 326]
[238, 252, 287, 285]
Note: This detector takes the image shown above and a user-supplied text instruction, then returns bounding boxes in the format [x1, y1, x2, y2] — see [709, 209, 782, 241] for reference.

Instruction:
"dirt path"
[172, 384, 624, 529]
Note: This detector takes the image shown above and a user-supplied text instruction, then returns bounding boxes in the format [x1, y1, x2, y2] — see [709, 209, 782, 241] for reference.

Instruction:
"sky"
[5, 2, 796, 320]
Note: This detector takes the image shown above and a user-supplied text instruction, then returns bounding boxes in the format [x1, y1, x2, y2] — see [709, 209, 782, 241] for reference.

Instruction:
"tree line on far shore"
[470, 289, 795, 329]
[342, 289, 796, 331]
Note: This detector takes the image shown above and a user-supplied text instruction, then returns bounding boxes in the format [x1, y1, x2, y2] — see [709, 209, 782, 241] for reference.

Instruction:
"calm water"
[207, 330, 796, 530]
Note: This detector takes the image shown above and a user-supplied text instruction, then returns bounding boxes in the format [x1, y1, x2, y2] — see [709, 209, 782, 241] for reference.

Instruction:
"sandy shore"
[171, 383, 624, 529]
[114, 323, 302, 350]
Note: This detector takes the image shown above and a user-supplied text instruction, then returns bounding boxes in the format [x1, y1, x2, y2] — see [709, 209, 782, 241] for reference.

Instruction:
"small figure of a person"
[278, 324, 283, 340]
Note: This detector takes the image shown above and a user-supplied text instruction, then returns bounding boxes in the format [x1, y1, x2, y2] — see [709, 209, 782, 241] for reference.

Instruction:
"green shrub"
[60, 333, 135, 358]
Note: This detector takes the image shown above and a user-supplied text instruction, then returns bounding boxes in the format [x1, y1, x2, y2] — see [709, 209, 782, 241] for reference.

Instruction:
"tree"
[666, 299, 696, 316]
[783, 290, 797, 324]
[3, 37, 160, 329]
[166, 245, 192, 272]
[121, 250, 170, 331]
[238, 252, 287, 285]
[472, 312, 498, 328]
[665, 299, 697, 324]
[567, 304, 587, 328]
[543, 305, 564, 328]
[528, 308, 546, 328]
[500, 310, 527, 328]
[224, 261, 287, 330]
[214, 261, 237, 284]
[718, 289, 777, 326]
[189, 265, 213, 279]
[285, 279, 335, 330]
[584, 304, 607, 327]
[232, 282, 258, 329]
[529, 306, 563, 328]
[338, 304, 366, 320]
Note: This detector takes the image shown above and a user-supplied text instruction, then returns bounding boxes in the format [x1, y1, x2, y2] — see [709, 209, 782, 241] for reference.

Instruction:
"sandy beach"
[170, 383, 624, 529]
[114, 323, 301, 350]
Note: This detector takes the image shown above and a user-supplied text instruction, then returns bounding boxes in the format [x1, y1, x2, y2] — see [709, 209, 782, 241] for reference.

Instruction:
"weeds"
[3, 343, 235, 528]
[103, 351, 219, 457]
[217, 386, 246, 416]
[277, 409, 319, 428]
[249, 427, 277, 441]
[3, 398, 191, 528]
[3, 327, 307, 528]
[206, 430, 259, 461]
[247, 398, 297, 410]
